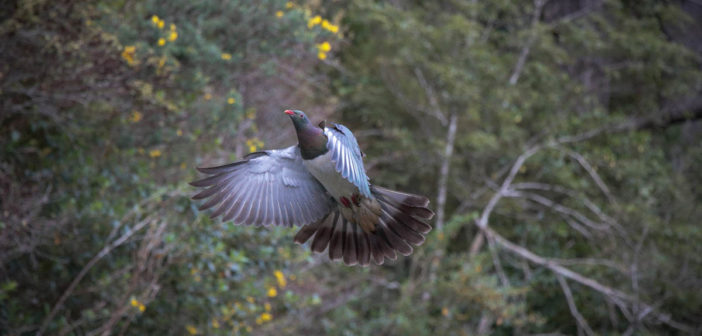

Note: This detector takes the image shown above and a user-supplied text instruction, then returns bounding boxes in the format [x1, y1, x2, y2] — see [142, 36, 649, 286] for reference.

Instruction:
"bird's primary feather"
[190, 146, 334, 227]
[191, 110, 434, 266]
[323, 123, 372, 198]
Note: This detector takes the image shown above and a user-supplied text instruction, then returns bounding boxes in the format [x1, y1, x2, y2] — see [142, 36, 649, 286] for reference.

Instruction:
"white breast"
[303, 152, 358, 200]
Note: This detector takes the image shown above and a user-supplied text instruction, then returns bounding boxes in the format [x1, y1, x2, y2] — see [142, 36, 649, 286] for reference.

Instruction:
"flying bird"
[190, 110, 433, 266]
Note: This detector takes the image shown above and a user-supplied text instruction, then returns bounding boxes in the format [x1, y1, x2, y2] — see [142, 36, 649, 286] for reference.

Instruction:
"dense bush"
[1, 0, 701, 335]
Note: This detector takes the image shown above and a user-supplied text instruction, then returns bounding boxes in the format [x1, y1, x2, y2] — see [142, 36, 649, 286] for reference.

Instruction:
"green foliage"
[1, 0, 337, 334]
[2, 0, 701, 335]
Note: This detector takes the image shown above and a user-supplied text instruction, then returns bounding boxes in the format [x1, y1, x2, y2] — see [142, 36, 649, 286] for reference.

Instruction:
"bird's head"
[285, 109, 311, 128]
[285, 109, 326, 158]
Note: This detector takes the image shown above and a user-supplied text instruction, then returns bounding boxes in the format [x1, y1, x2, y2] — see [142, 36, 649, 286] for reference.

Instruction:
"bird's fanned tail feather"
[294, 185, 434, 266]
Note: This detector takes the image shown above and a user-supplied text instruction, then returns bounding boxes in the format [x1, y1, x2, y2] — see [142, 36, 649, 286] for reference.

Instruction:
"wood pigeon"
[190, 110, 433, 266]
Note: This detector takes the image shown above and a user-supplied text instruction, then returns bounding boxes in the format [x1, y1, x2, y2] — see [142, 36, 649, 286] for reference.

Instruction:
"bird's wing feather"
[324, 123, 371, 197]
[191, 145, 333, 227]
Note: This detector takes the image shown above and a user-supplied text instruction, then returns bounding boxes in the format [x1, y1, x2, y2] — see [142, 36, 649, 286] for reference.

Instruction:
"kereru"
[190, 110, 433, 266]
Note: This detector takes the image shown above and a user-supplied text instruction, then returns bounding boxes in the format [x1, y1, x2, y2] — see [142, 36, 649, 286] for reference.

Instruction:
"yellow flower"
[157, 19, 164, 29]
[267, 287, 277, 297]
[260, 312, 272, 322]
[185, 325, 198, 335]
[274, 270, 287, 288]
[211, 319, 220, 329]
[139, 304, 145, 312]
[168, 31, 178, 42]
[317, 52, 327, 60]
[204, 93, 212, 100]
[307, 15, 321, 28]
[180, 162, 186, 170]
[121, 45, 136, 65]
[170, 23, 176, 31]
[227, 98, 235, 105]
[326, 23, 339, 34]
[157, 38, 166, 46]
[176, 129, 183, 136]
[157, 57, 166, 68]
[317, 41, 331, 52]
[246, 138, 263, 153]
[246, 296, 255, 303]
[151, 15, 159, 25]
[275, 11, 284, 18]
[264, 303, 271, 311]
[129, 110, 142, 123]
[130, 298, 139, 307]
[149, 149, 162, 158]
[286, 2, 294, 8]
[321, 20, 339, 34]
[221, 53, 232, 60]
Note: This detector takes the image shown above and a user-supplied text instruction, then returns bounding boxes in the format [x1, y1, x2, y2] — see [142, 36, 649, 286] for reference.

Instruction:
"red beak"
[284, 110, 294, 115]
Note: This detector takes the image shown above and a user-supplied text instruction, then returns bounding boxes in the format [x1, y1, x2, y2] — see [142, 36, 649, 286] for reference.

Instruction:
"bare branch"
[557, 147, 616, 205]
[508, 0, 547, 85]
[629, 223, 651, 333]
[487, 235, 511, 287]
[414, 67, 448, 125]
[469, 145, 542, 257]
[507, 190, 610, 231]
[558, 213, 594, 239]
[435, 112, 458, 230]
[480, 226, 695, 334]
[549, 257, 628, 274]
[38, 215, 156, 335]
[557, 94, 702, 144]
[557, 274, 596, 336]
[37, 187, 180, 335]
[511, 182, 616, 228]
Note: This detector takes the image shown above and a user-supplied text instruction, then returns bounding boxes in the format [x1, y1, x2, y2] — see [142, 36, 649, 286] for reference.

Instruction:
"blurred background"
[1, 0, 701, 335]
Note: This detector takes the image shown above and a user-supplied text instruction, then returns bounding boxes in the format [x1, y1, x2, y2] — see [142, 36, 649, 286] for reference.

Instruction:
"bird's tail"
[294, 185, 434, 266]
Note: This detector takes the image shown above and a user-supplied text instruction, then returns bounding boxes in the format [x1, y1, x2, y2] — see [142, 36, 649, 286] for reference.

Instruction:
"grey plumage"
[191, 110, 434, 266]
[191, 146, 333, 227]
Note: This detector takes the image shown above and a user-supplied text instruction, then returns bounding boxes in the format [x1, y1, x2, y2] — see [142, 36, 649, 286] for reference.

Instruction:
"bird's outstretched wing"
[191, 145, 334, 227]
[323, 123, 371, 198]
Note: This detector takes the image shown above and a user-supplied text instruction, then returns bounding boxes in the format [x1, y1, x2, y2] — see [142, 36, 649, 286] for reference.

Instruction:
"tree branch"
[508, 0, 547, 85]
[469, 145, 542, 257]
[557, 95, 702, 144]
[557, 148, 616, 205]
[37, 215, 156, 335]
[480, 225, 695, 334]
[435, 112, 458, 230]
[557, 274, 596, 336]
